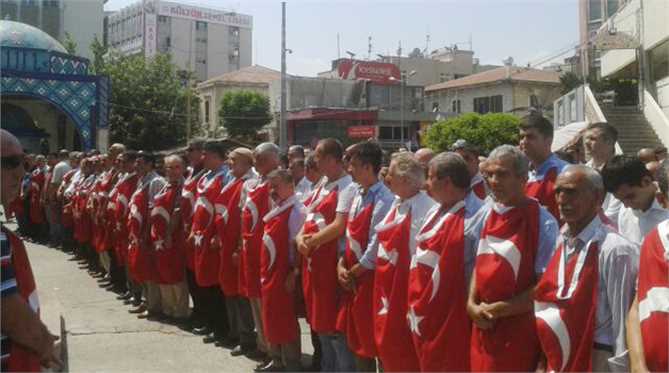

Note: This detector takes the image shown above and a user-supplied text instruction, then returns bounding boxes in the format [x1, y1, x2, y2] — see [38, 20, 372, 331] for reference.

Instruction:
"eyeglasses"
[1, 154, 25, 170]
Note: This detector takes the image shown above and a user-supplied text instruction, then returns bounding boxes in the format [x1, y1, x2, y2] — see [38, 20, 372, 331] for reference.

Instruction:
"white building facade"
[0, 0, 103, 60]
[106, 0, 252, 81]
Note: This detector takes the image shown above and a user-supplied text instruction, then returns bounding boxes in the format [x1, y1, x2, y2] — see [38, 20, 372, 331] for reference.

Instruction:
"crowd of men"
[1, 111, 668, 372]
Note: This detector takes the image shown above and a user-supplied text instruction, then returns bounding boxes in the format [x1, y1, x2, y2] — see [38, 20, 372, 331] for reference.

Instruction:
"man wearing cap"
[452, 139, 489, 200]
[188, 140, 231, 343]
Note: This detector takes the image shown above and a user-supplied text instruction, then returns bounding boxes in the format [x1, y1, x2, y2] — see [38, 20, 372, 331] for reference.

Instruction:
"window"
[439, 73, 447, 83]
[529, 94, 539, 108]
[166, 37, 171, 47]
[230, 27, 240, 37]
[607, 0, 619, 17]
[589, 0, 602, 21]
[473, 95, 503, 114]
[432, 102, 440, 112]
[204, 100, 210, 124]
[378, 126, 409, 140]
[158, 15, 168, 23]
[195, 21, 207, 31]
[452, 99, 461, 113]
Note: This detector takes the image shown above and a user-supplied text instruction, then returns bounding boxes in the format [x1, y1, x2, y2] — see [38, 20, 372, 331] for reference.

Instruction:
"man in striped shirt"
[1, 129, 60, 371]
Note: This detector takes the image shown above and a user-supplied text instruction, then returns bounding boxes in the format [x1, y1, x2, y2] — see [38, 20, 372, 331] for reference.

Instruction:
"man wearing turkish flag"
[296, 138, 357, 372]
[188, 140, 231, 345]
[467, 145, 558, 372]
[534, 165, 637, 372]
[627, 161, 669, 373]
[408, 152, 483, 372]
[336, 141, 394, 372]
[259, 169, 306, 372]
[373, 151, 435, 372]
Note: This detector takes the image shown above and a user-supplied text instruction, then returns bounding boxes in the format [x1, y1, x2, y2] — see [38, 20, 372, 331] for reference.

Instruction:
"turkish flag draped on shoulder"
[471, 200, 541, 372]
[638, 221, 669, 372]
[373, 206, 420, 372]
[534, 233, 601, 372]
[260, 197, 300, 345]
[151, 183, 185, 284]
[240, 180, 270, 298]
[191, 169, 228, 287]
[336, 195, 376, 358]
[214, 177, 245, 296]
[301, 185, 340, 333]
[408, 200, 470, 372]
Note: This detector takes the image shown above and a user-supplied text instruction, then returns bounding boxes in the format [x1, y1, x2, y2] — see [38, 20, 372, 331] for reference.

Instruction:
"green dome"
[0, 20, 67, 53]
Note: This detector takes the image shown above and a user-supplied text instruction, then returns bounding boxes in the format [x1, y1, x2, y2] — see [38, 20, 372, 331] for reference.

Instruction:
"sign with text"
[144, 13, 157, 59]
[347, 125, 376, 139]
[337, 60, 401, 84]
[158, 1, 253, 29]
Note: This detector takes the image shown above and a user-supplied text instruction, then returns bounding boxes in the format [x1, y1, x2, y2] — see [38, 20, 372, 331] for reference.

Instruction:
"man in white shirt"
[602, 155, 669, 246]
[583, 122, 622, 225]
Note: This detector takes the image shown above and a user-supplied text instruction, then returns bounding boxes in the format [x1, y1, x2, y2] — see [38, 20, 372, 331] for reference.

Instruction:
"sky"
[104, 0, 580, 77]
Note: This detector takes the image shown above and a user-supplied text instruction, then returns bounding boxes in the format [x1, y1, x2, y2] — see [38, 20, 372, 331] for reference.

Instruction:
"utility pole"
[397, 41, 404, 148]
[280, 2, 287, 149]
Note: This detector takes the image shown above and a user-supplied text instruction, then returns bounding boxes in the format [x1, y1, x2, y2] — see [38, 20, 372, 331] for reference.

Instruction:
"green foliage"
[62, 32, 77, 55]
[559, 72, 583, 94]
[423, 112, 521, 155]
[97, 53, 199, 151]
[218, 90, 272, 142]
[89, 35, 107, 75]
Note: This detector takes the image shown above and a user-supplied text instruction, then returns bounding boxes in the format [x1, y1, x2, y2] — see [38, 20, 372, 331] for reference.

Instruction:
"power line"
[108, 102, 272, 120]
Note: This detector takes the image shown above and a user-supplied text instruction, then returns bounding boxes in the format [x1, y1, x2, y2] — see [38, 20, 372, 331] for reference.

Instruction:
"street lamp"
[389, 70, 416, 149]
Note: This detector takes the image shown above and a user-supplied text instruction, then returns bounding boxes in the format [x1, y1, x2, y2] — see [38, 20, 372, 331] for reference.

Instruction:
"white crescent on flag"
[535, 301, 570, 372]
[263, 233, 277, 271]
[151, 206, 170, 223]
[639, 287, 669, 322]
[117, 194, 129, 210]
[378, 242, 398, 266]
[307, 212, 327, 231]
[215, 203, 229, 225]
[130, 204, 142, 225]
[245, 198, 259, 231]
[477, 235, 521, 281]
[411, 247, 441, 302]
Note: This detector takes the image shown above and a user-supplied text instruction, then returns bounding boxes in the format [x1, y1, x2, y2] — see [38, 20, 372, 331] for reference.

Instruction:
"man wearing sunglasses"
[1, 129, 61, 371]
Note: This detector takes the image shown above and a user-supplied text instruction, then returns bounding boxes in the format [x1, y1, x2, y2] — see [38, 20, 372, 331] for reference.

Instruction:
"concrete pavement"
[21, 230, 315, 372]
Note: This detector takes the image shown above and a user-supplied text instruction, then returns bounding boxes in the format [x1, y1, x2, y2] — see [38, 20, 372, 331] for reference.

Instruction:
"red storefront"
[287, 108, 378, 147]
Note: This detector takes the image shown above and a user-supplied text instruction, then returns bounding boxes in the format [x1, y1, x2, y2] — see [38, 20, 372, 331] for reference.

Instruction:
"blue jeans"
[318, 334, 356, 372]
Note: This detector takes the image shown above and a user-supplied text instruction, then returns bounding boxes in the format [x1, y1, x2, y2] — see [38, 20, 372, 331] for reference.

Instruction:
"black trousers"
[186, 269, 205, 325]
[199, 285, 229, 338]
[109, 253, 127, 293]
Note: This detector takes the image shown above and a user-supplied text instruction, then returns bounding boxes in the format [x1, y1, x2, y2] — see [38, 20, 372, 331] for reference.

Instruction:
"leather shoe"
[137, 310, 150, 319]
[116, 292, 132, 300]
[191, 326, 212, 336]
[215, 337, 239, 349]
[202, 333, 219, 344]
[245, 348, 268, 360]
[230, 345, 247, 357]
[254, 361, 283, 372]
[146, 311, 164, 321]
[128, 304, 147, 314]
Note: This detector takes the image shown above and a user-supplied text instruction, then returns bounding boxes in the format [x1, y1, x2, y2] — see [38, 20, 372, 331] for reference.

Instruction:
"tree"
[559, 72, 583, 94]
[98, 53, 199, 150]
[89, 35, 107, 75]
[218, 90, 272, 141]
[423, 112, 521, 155]
[62, 32, 77, 55]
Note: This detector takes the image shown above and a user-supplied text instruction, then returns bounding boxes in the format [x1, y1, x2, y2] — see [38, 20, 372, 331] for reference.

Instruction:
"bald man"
[1, 130, 61, 371]
[415, 148, 435, 167]
[638, 148, 657, 164]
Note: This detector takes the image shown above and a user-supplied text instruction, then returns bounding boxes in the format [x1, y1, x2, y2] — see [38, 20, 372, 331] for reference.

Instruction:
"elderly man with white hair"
[534, 165, 637, 372]
[467, 145, 559, 371]
[238, 142, 280, 368]
[372, 151, 435, 372]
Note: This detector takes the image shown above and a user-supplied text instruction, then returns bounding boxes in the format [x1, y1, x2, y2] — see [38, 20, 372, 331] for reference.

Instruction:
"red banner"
[347, 126, 376, 139]
[337, 60, 400, 84]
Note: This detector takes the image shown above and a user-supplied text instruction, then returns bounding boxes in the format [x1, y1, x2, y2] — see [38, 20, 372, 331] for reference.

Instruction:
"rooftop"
[0, 20, 67, 53]
[198, 65, 281, 87]
[425, 66, 560, 92]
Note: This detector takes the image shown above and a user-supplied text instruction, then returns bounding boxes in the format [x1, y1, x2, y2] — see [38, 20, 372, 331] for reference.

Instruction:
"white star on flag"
[116, 222, 122, 231]
[194, 233, 204, 247]
[155, 240, 164, 251]
[407, 306, 424, 336]
[378, 296, 389, 315]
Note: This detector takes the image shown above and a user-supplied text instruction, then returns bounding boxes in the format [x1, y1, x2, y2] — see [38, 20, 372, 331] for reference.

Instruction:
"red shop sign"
[347, 126, 376, 139]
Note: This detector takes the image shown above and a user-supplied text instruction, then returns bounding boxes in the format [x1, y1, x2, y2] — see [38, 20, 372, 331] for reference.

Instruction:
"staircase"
[600, 105, 664, 155]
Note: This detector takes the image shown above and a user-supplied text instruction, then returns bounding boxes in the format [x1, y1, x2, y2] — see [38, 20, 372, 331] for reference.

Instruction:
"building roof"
[199, 65, 281, 87]
[425, 66, 560, 93]
[0, 20, 67, 53]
